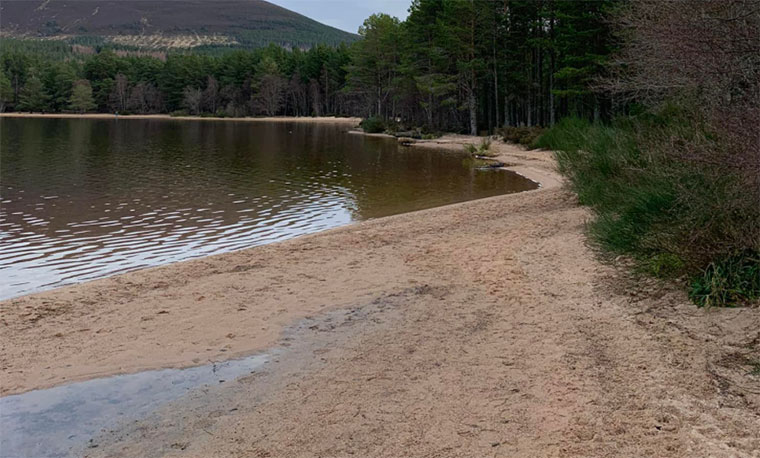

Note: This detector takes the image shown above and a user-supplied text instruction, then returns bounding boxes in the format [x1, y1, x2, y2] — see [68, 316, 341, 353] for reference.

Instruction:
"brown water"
[0, 118, 536, 300]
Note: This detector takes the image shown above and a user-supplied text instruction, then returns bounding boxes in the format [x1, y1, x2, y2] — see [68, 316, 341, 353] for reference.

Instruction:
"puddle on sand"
[0, 354, 268, 458]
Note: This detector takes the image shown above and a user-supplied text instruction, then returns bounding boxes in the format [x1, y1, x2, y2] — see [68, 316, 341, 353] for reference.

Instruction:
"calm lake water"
[0, 118, 536, 300]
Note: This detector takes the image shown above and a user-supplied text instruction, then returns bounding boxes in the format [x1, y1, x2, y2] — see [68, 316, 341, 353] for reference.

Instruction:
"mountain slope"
[0, 0, 358, 49]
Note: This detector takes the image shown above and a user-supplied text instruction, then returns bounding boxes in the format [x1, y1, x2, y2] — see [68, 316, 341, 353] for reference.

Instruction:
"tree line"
[348, 0, 615, 134]
[1, 0, 616, 134]
[0, 43, 353, 119]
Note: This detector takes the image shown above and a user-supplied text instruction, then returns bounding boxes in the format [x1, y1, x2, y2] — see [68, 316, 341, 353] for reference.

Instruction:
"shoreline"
[1, 139, 558, 396]
[2, 136, 758, 456]
[0, 112, 362, 124]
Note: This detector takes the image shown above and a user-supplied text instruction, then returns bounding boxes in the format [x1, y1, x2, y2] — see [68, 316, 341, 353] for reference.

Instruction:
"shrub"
[360, 116, 386, 134]
[536, 112, 760, 307]
[464, 138, 495, 157]
[498, 126, 545, 147]
[646, 253, 686, 279]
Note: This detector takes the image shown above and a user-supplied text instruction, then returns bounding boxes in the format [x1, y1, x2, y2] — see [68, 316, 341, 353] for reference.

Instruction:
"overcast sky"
[269, 0, 411, 34]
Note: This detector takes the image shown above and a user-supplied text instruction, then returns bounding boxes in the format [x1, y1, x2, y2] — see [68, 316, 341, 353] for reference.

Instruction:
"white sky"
[269, 0, 411, 34]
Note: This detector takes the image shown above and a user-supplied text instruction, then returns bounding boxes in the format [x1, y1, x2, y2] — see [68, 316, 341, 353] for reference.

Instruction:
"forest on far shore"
[1, 0, 613, 134]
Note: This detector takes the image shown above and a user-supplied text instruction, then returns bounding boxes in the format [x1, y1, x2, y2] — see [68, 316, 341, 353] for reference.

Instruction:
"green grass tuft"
[690, 253, 760, 308]
[645, 253, 686, 279]
[464, 138, 495, 157]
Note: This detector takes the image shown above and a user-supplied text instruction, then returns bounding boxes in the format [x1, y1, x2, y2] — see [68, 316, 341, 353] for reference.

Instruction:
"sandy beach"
[1, 137, 758, 457]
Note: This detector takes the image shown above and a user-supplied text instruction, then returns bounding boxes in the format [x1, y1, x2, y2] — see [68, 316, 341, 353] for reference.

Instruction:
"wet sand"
[1, 138, 758, 457]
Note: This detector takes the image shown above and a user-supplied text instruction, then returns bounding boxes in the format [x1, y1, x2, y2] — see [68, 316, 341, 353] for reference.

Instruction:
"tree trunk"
[549, 75, 555, 126]
[427, 90, 434, 128]
[527, 93, 533, 127]
[593, 99, 600, 123]
[549, 7, 556, 126]
[493, 73, 499, 131]
[469, 84, 477, 136]
[504, 96, 511, 127]
[537, 41, 543, 126]
[492, 14, 500, 129]
[469, 1, 477, 136]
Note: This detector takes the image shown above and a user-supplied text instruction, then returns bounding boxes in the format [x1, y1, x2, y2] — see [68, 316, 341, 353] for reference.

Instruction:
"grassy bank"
[535, 112, 759, 307]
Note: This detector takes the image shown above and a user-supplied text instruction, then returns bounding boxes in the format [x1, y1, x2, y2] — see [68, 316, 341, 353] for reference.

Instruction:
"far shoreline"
[0, 112, 362, 124]
[1, 111, 557, 189]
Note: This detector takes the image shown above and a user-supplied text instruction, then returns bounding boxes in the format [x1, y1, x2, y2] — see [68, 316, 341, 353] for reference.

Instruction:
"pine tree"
[68, 79, 96, 113]
[402, 0, 455, 129]
[345, 14, 402, 118]
[0, 71, 13, 112]
[17, 74, 50, 112]
[2, 52, 30, 106]
[441, 0, 486, 135]
[252, 56, 285, 116]
[44, 62, 77, 112]
[553, 0, 616, 120]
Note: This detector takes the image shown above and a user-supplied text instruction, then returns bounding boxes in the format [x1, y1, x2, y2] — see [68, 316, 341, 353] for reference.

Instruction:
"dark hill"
[0, 0, 358, 49]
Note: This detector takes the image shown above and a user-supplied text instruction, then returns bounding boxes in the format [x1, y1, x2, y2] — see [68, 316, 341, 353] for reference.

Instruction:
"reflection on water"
[0, 118, 536, 300]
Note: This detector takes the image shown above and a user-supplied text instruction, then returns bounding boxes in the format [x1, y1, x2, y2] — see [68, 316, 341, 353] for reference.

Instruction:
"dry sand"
[1, 138, 758, 457]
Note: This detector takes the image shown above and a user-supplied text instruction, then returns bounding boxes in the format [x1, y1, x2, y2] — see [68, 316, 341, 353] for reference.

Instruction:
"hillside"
[0, 0, 358, 49]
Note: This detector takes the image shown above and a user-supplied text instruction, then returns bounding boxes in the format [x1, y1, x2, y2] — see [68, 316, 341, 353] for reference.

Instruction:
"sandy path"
[2, 141, 758, 456]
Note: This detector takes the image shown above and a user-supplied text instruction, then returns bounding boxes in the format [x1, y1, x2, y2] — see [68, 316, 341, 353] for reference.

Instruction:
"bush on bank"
[535, 110, 760, 307]
[497, 126, 545, 147]
[360, 116, 386, 134]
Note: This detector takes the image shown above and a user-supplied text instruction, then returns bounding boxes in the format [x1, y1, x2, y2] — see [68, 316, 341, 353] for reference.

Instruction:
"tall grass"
[536, 112, 760, 307]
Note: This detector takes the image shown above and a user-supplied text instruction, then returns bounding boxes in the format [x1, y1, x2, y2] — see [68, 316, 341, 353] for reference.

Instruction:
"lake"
[0, 118, 536, 300]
